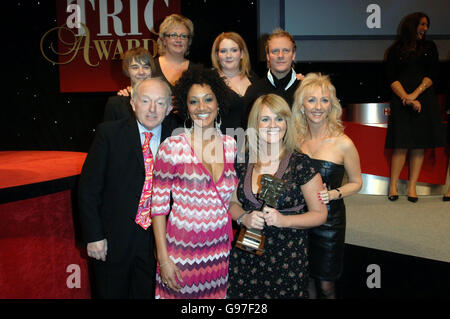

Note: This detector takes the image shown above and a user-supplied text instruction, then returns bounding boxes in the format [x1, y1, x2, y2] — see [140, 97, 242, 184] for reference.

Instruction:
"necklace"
[221, 71, 249, 96]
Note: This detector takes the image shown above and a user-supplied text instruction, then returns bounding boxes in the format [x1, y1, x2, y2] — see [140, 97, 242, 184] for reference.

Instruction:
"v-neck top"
[236, 150, 319, 214]
[151, 132, 238, 298]
[183, 132, 226, 185]
[153, 57, 202, 91]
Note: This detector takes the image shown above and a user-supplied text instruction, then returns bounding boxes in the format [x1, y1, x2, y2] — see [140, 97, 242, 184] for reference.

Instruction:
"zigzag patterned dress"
[151, 132, 238, 299]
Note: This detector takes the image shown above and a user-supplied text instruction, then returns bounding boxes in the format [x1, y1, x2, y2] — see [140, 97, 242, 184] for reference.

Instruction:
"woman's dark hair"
[173, 67, 232, 125]
[396, 12, 430, 58]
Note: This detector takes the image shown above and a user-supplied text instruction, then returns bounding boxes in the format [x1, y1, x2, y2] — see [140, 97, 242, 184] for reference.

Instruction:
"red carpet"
[0, 151, 91, 299]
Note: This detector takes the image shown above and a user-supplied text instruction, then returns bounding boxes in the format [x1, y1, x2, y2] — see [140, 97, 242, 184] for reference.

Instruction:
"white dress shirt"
[136, 120, 162, 156]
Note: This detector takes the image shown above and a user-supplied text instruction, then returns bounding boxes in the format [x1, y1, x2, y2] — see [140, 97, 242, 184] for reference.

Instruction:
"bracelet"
[236, 212, 247, 226]
[335, 188, 343, 199]
[159, 261, 171, 268]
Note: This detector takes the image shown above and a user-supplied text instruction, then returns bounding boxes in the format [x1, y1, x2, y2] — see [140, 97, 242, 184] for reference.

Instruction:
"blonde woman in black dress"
[293, 73, 362, 298]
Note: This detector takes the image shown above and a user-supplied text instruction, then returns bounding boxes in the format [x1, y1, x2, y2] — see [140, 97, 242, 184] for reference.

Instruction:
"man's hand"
[87, 239, 107, 261]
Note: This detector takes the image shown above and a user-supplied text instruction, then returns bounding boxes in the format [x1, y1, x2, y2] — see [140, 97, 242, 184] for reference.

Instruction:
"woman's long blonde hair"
[247, 94, 298, 166]
[292, 73, 344, 141]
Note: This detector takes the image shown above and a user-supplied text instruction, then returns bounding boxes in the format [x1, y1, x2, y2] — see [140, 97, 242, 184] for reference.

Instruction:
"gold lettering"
[41, 23, 156, 67]
[80, 25, 99, 67]
[40, 24, 82, 65]
[40, 23, 99, 67]
[112, 40, 124, 60]
[142, 39, 158, 57]
[93, 39, 114, 61]
[127, 39, 140, 50]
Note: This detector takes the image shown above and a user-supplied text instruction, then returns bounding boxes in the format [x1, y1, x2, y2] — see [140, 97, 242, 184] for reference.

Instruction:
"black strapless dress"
[308, 159, 346, 281]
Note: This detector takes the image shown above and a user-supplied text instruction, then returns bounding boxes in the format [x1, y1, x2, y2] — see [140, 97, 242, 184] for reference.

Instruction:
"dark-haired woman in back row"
[385, 12, 445, 203]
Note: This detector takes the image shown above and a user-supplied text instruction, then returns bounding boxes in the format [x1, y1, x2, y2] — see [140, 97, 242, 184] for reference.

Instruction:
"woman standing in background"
[385, 12, 445, 202]
[155, 14, 201, 90]
[211, 32, 259, 132]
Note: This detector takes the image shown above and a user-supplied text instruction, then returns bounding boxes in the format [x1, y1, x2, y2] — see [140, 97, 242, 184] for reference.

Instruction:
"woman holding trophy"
[227, 94, 327, 299]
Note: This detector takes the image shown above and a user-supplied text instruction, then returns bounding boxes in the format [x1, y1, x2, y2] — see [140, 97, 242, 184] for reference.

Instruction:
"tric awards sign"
[41, 0, 181, 92]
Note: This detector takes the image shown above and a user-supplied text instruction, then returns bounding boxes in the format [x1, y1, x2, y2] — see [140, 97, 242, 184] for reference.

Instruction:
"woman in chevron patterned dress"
[151, 68, 238, 298]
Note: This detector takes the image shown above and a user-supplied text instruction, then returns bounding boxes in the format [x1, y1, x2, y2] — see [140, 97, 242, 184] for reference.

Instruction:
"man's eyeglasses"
[164, 33, 191, 40]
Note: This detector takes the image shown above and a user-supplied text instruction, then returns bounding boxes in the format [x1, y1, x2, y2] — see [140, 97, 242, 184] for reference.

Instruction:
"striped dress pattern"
[151, 132, 238, 299]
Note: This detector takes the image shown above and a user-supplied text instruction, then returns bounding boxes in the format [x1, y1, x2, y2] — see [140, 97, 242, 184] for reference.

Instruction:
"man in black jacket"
[243, 28, 301, 127]
[78, 77, 178, 298]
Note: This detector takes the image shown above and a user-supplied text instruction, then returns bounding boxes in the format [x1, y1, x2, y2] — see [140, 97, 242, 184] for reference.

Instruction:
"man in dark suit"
[102, 47, 155, 121]
[78, 77, 179, 299]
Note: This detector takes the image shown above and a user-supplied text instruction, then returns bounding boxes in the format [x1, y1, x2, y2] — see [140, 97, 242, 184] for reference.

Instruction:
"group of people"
[78, 11, 447, 299]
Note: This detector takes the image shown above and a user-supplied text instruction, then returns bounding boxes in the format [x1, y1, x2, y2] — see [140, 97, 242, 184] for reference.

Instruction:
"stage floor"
[0, 151, 87, 189]
[0, 151, 90, 299]
[1, 151, 448, 298]
[345, 193, 450, 263]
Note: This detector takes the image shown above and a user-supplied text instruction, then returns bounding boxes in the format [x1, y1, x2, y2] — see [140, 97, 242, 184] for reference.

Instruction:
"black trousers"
[91, 227, 156, 299]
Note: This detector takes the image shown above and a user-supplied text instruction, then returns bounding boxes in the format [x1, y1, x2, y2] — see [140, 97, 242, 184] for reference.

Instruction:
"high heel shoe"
[443, 196, 450, 202]
[388, 195, 399, 201]
[407, 196, 418, 203]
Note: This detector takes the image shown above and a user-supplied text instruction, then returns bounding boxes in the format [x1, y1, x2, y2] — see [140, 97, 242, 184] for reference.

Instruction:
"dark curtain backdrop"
[2, 0, 448, 152]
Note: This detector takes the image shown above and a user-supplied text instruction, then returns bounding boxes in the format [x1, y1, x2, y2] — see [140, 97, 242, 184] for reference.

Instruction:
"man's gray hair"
[131, 77, 172, 104]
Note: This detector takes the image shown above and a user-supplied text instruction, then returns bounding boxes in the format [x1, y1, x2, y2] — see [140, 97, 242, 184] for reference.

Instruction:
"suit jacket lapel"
[127, 117, 145, 170]
[161, 117, 171, 143]
[161, 112, 181, 143]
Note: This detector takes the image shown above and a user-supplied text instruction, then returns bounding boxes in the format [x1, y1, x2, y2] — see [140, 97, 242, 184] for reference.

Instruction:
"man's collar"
[136, 120, 162, 137]
[267, 68, 297, 91]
